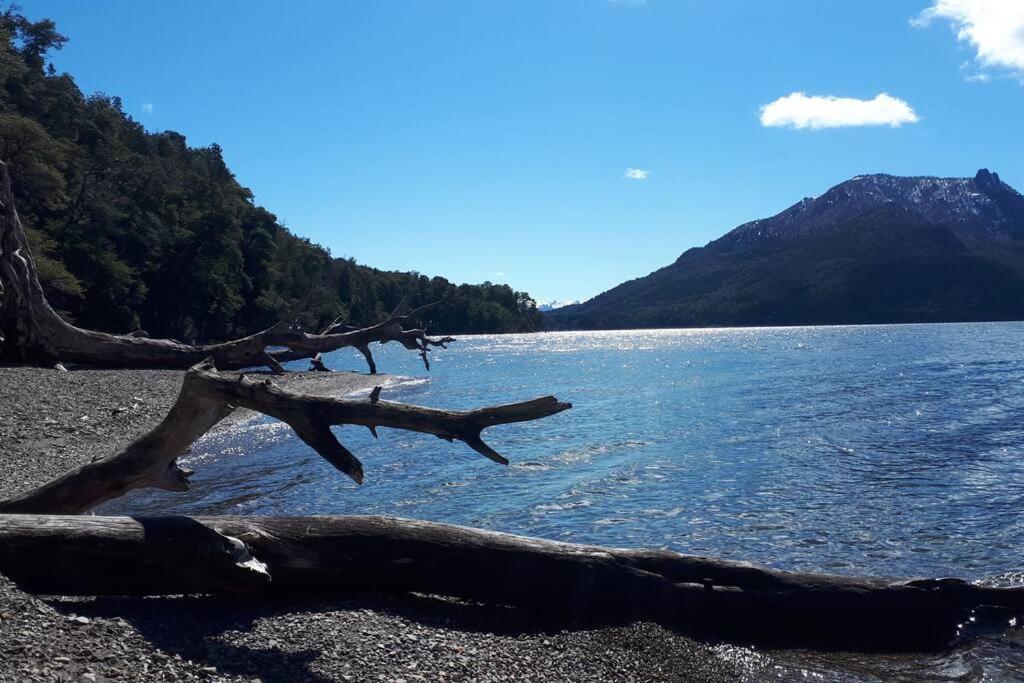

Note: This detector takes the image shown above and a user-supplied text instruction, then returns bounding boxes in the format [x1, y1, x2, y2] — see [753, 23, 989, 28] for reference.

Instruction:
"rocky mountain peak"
[550, 169, 1024, 331]
[725, 170, 1024, 247]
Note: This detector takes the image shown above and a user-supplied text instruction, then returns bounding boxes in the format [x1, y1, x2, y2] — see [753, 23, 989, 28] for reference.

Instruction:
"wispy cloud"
[623, 168, 651, 180]
[913, 0, 1024, 80]
[141, 102, 154, 114]
[759, 92, 920, 130]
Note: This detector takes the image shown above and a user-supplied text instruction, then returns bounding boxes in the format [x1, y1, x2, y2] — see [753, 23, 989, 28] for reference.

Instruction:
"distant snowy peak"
[832, 173, 990, 223]
[537, 299, 582, 312]
[726, 169, 1024, 246]
[549, 168, 1024, 331]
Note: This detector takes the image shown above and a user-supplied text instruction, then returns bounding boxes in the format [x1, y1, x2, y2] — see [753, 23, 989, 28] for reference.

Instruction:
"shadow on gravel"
[44, 590, 623, 682]
[45, 595, 341, 683]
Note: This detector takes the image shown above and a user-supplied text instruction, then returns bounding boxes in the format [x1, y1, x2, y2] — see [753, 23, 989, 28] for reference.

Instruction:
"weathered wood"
[0, 372, 234, 514]
[0, 515, 269, 595]
[0, 360, 571, 514]
[185, 361, 570, 473]
[0, 160, 449, 373]
[1, 513, 1020, 649]
[266, 300, 456, 375]
[5, 156, 1013, 653]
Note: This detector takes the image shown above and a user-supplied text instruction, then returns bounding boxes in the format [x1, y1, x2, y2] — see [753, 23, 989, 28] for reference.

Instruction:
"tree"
[5, 165, 1024, 651]
[0, 161, 454, 373]
[0, 6, 545, 340]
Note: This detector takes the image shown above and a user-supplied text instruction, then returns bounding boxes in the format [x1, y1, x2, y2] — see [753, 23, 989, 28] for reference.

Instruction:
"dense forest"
[0, 8, 542, 342]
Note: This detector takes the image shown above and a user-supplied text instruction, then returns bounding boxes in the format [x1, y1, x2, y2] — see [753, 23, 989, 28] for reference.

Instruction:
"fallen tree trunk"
[0, 160, 450, 373]
[0, 360, 571, 514]
[6, 148, 1016, 652]
[2, 513, 1020, 650]
[0, 514, 271, 595]
[266, 302, 456, 374]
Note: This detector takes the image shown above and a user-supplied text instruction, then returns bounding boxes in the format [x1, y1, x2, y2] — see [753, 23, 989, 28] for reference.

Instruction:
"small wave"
[974, 571, 1024, 588]
[593, 517, 637, 526]
[513, 461, 554, 471]
[710, 645, 772, 679]
[639, 507, 685, 518]
[551, 439, 651, 464]
[347, 375, 430, 398]
[533, 500, 592, 512]
[185, 421, 293, 464]
[812, 435, 856, 455]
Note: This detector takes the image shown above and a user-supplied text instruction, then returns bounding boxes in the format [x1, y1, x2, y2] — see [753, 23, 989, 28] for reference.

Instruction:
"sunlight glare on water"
[106, 322, 1024, 680]
[112, 323, 1024, 581]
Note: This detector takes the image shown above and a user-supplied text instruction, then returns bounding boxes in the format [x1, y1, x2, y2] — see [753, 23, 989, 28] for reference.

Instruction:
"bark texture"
[4, 159, 1015, 653]
[0, 360, 571, 514]
[1, 513, 1019, 650]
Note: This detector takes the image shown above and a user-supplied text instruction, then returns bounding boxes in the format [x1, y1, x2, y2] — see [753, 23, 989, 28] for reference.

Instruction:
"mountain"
[548, 170, 1024, 330]
[537, 299, 582, 312]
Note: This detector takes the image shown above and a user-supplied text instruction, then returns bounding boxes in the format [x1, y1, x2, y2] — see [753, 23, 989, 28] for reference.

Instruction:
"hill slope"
[0, 10, 541, 340]
[548, 170, 1024, 330]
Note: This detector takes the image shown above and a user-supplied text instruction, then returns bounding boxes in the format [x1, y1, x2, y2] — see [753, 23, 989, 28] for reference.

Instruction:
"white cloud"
[759, 92, 920, 130]
[623, 168, 651, 180]
[914, 0, 1024, 79]
[141, 102, 154, 114]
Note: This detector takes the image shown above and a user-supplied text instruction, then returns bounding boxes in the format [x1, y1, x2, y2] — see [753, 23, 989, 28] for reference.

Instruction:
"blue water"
[109, 322, 1024, 582]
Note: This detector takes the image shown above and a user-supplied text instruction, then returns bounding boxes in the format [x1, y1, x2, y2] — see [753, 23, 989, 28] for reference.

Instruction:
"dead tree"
[0, 359, 570, 514]
[0, 160, 450, 374]
[4, 160, 1021, 652]
[2, 513, 1023, 649]
[0, 362, 1022, 650]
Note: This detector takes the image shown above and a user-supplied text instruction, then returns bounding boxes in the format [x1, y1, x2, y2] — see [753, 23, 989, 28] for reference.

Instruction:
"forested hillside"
[549, 171, 1024, 330]
[0, 9, 541, 341]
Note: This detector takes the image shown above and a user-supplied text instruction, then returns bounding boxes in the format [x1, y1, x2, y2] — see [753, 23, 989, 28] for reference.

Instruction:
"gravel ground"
[0, 366, 768, 682]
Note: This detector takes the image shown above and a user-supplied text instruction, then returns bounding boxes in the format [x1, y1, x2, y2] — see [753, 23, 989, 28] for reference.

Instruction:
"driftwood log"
[0, 360, 570, 514]
[0, 361, 1019, 651]
[267, 306, 456, 375]
[2, 513, 1022, 650]
[3, 157, 1019, 653]
[0, 160, 451, 374]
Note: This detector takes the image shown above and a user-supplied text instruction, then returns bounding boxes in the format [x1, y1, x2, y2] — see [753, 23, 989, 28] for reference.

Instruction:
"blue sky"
[27, 0, 1024, 303]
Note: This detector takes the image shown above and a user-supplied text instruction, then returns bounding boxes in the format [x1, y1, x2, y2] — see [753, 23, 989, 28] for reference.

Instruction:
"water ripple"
[107, 323, 1024, 679]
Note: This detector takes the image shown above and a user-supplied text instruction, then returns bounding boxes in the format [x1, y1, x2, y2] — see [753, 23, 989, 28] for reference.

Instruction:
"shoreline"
[213, 370, 386, 433]
[0, 365, 754, 682]
[541, 318, 1024, 335]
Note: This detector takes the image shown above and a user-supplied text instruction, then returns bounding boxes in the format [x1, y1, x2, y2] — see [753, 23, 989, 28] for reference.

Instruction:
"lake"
[108, 322, 1024, 679]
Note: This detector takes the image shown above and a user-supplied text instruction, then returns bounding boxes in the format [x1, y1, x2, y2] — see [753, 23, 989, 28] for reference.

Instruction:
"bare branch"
[0, 160, 453, 374]
[0, 360, 571, 514]
[266, 300, 452, 374]
[187, 363, 571, 477]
